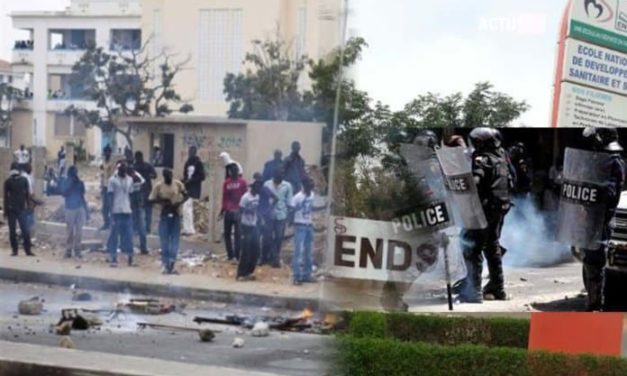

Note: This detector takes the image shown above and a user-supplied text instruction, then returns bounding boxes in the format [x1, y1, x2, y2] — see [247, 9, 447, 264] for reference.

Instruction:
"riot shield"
[557, 148, 612, 250]
[435, 146, 488, 230]
[399, 144, 453, 234]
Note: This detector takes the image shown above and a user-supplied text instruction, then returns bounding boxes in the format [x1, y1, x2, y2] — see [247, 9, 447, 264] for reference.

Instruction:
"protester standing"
[133, 151, 157, 233]
[14, 145, 30, 172]
[255, 173, 277, 266]
[57, 146, 66, 175]
[149, 169, 187, 274]
[291, 178, 316, 285]
[220, 165, 248, 262]
[4, 162, 34, 257]
[128, 166, 148, 255]
[61, 166, 89, 258]
[263, 172, 293, 268]
[182, 146, 206, 235]
[283, 141, 306, 193]
[100, 146, 114, 230]
[107, 163, 142, 267]
[237, 179, 261, 280]
[262, 150, 283, 183]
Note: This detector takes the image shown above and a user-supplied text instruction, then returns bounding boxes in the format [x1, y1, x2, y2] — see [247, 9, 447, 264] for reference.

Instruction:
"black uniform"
[584, 152, 625, 311]
[459, 148, 511, 302]
[4, 172, 33, 256]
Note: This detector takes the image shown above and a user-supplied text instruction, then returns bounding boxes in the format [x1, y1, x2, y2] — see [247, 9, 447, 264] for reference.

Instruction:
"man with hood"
[182, 146, 206, 235]
[283, 141, 307, 193]
[4, 162, 34, 256]
[219, 151, 243, 178]
[61, 166, 89, 258]
[149, 168, 187, 274]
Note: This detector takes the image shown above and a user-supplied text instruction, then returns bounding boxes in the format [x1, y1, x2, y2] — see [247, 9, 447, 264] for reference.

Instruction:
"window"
[198, 9, 243, 101]
[54, 114, 86, 137]
[49, 29, 96, 50]
[151, 133, 174, 168]
[110, 29, 142, 51]
[54, 114, 71, 136]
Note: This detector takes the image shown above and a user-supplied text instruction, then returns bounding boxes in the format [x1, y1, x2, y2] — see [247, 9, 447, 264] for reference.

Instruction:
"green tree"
[66, 40, 193, 148]
[0, 82, 23, 143]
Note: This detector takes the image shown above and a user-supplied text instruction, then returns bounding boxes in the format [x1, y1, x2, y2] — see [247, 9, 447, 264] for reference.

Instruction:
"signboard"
[552, 0, 627, 127]
[557, 82, 627, 127]
[563, 39, 627, 95]
[326, 216, 466, 283]
[569, 0, 627, 53]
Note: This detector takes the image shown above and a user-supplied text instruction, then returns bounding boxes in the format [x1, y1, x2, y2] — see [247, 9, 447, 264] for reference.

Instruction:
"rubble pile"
[18, 297, 44, 315]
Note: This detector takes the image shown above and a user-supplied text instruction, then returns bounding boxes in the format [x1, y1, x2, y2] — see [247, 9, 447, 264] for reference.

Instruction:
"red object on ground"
[528, 312, 623, 357]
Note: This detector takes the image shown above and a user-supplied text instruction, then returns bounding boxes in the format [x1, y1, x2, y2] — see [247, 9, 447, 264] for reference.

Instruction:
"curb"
[0, 266, 319, 311]
[0, 340, 279, 376]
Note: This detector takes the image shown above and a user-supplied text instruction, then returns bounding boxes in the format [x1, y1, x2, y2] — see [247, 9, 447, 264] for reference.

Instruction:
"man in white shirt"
[14, 145, 30, 171]
[237, 180, 261, 281]
[106, 163, 144, 267]
[290, 178, 315, 285]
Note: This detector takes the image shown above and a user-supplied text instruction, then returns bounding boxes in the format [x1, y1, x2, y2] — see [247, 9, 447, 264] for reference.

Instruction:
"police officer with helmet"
[581, 127, 626, 311]
[458, 127, 512, 303]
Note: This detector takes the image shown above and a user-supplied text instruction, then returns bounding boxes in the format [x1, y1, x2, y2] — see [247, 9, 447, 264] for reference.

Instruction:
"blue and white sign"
[563, 39, 627, 95]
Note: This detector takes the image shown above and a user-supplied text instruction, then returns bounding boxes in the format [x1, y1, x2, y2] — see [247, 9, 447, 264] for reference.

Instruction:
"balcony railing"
[12, 50, 33, 66]
[47, 98, 97, 112]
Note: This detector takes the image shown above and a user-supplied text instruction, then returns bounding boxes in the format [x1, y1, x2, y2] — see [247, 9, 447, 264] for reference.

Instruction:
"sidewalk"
[0, 340, 279, 376]
[0, 251, 320, 311]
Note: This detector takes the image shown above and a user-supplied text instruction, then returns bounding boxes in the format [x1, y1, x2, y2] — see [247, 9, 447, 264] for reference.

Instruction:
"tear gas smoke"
[501, 196, 573, 268]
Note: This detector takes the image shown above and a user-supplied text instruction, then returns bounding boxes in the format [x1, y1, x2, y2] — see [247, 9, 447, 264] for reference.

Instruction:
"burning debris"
[18, 297, 44, 315]
[192, 307, 333, 335]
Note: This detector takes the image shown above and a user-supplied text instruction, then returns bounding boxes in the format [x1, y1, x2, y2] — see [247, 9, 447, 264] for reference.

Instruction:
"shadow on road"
[531, 295, 587, 312]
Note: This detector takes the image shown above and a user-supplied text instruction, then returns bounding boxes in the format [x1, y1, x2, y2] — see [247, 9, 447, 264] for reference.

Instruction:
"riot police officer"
[458, 128, 512, 303]
[413, 129, 439, 149]
[581, 127, 625, 311]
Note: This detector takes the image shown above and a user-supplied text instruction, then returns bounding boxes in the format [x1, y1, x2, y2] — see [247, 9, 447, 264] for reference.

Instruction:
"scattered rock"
[198, 329, 215, 342]
[59, 336, 75, 349]
[72, 292, 92, 302]
[520, 278, 528, 282]
[303, 349, 310, 355]
[18, 297, 43, 315]
[251, 322, 270, 337]
[232, 338, 245, 348]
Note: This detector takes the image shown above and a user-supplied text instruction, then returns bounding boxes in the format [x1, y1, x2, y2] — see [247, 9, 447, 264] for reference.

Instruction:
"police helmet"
[413, 129, 439, 149]
[468, 127, 501, 152]
[582, 127, 623, 152]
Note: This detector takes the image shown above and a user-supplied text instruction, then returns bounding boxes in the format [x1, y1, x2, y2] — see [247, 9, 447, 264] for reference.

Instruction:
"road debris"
[56, 322, 72, 336]
[137, 322, 220, 342]
[72, 292, 93, 302]
[118, 299, 184, 315]
[18, 297, 44, 315]
[251, 322, 270, 337]
[58, 336, 75, 349]
[232, 338, 245, 348]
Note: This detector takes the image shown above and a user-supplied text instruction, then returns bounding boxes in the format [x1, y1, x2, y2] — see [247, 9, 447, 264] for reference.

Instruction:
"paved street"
[0, 281, 333, 376]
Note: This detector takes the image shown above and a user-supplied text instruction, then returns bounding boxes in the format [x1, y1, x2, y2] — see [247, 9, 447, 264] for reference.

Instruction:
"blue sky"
[1, 0, 566, 126]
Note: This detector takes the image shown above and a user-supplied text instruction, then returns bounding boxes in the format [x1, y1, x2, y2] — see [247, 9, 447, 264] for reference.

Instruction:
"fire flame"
[299, 308, 314, 320]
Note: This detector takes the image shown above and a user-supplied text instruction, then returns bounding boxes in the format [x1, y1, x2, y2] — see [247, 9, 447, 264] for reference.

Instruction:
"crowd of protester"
[17, 141, 317, 285]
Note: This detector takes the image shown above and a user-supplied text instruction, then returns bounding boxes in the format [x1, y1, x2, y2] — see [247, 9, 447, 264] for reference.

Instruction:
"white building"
[10, 0, 142, 156]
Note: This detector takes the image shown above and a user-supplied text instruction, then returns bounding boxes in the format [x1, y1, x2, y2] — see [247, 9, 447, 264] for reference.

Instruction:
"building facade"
[10, 0, 343, 158]
[10, 0, 142, 156]
[142, 0, 343, 116]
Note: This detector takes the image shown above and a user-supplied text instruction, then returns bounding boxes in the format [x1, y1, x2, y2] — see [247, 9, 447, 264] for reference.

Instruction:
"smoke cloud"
[501, 196, 573, 268]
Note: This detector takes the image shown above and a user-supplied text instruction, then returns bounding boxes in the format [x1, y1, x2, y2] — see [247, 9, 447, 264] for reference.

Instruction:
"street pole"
[324, 0, 349, 249]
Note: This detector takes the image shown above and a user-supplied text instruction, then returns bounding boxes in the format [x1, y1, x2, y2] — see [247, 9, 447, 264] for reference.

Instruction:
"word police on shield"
[328, 216, 466, 283]
[557, 147, 611, 250]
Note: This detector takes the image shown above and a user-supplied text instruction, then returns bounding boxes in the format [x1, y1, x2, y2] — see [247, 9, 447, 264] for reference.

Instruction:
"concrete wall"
[10, 110, 33, 149]
[131, 118, 324, 242]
